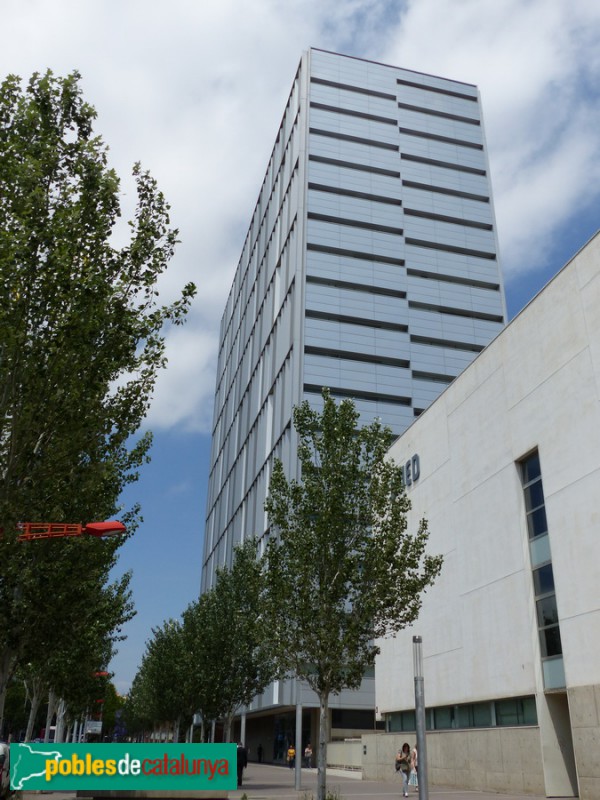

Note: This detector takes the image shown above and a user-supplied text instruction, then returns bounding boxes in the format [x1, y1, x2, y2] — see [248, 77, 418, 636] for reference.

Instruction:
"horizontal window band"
[398, 101, 480, 126]
[307, 242, 405, 265]
[406, 267, 499, 290]
[414, 408, 425, 417]
[412, 369, 455, 384]
[310, 126, 399, 151]
[308, 182, 403, 206]
[402, 180, 489, 203]
[404, 208, 493, 231]
[409, 300, 504, 323]
[410, 333, 485, 353]
[306, 308, 408, 332]
[401, 152, 486, 176]
[311, 76, 397, 101]
[405, 237, 496, 260]
[396, 78, 478, 102]
[309, 153, 400, 178]
[307, 211, 404, 235]
[305, 345, 410, 369]
[306, 273, 407, 298]
[399, 126, 483, 151]
[311, 101, 397, 125]
[304, 383, 412, 407]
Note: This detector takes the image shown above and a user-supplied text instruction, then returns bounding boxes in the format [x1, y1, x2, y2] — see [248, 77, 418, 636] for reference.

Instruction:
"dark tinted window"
[524, 481, 545, 511]
[533, 564, 555, 595]
[540, 626, 562, 658]
[537, 595, 559, 627]
[521, 452, 541, 483]
[496, 697, 538, 726]
[527, 506, 548, 538]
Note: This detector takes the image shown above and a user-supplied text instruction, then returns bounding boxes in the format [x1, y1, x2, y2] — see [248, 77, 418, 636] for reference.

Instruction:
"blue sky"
[2, 0, 600, 693]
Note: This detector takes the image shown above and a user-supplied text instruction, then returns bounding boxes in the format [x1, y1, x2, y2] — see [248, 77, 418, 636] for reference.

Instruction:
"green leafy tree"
[180, 595, 225, 739]
[3, 673, 31, 741]
[99, 679, 125, 742]
[264, 390, 443, 800]
[20, 570, 132, 743]
[139, 620, 190, 742]
[183, 539, 277, 741]
[123, 669, 156, 741]
[125, 619, 198, 743]
[35, 572, 133, 741]
[0, 69, 196, 729]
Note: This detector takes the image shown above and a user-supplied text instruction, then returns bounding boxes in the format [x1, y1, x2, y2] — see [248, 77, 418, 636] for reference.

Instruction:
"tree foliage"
[264, 389, 443, 800]
[126, 619, 191, 741]
[127, 540, 277, 742]
[0, 69, 195, 731]
[183, 539, 277, 741]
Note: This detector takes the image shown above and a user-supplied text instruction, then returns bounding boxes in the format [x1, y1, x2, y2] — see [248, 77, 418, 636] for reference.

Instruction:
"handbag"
[409, 769, 418, 786]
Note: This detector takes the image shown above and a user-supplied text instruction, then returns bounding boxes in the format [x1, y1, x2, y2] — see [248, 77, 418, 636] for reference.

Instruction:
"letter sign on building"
[402, 454, 420, 488]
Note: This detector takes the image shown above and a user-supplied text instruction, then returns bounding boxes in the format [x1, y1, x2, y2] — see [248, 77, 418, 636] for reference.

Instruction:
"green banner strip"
[11, 743, 237, 791]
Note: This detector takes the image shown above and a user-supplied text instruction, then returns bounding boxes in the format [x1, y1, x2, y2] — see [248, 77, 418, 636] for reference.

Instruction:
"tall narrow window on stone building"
[520, 451, 565, 689]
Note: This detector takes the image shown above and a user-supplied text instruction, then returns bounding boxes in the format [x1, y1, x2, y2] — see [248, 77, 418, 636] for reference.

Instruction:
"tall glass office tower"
[201, 49, 505, 749]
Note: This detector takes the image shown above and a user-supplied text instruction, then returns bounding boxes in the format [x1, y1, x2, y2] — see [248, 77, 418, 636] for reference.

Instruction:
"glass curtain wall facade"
[203, 48, 505, 596]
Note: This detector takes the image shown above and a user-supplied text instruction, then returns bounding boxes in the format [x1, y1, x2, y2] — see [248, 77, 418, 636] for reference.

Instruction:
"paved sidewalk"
[22, 764, 548, 800]
[230, 763, 546, 799]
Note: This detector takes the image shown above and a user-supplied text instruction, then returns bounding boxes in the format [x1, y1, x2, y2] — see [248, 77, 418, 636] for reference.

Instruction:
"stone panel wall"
[362, 729, 544, 795]
[569, 684, 600, 800]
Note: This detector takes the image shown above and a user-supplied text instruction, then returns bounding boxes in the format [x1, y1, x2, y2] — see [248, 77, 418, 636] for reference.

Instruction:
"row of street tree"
[125, 537, 273, 744]
[0, 66, 442, 800]
[0, 70, 195, 737]
[127, 390, 443, 800]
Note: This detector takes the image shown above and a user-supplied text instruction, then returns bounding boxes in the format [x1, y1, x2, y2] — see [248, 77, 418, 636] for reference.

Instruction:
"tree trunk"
[55, 698, 67, 742]
[0, 648, 18, 735]
[24, 675, 44, 741]
[44, 689, 58, 742]
[173, 716, 181, 744]
[317, 692, 329, 800]
[224, 712, 232, 743]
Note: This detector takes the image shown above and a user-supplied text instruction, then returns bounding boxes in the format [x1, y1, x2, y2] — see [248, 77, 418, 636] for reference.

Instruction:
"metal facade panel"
[202, 53, 507, 695]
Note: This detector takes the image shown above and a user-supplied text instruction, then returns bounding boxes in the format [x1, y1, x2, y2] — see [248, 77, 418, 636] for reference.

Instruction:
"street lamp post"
[413, 636, 429, 800]
[16, 521, 126, 541]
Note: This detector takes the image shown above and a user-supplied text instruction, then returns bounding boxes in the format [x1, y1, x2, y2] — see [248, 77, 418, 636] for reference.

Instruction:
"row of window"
[386, 696, 538, 732]
[309, 151, 490, 203]
[309, 76, 479, 120]
[304, 348, 456, 386]
[520, 452, 564, 685]
[310, 72, 478, 104]
[310, 103, 484, 154]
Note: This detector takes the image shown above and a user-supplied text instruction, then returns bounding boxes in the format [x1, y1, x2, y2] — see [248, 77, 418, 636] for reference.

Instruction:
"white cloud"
[2, 0, 600, 433]
[145, 324, 218, 433]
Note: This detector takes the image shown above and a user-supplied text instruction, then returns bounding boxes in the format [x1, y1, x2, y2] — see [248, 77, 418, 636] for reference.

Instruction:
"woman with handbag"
[395, 742, 411, 797]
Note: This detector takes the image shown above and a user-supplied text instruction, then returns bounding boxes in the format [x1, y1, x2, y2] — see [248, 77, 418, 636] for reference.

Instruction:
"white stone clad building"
[369, 232, 600, 799]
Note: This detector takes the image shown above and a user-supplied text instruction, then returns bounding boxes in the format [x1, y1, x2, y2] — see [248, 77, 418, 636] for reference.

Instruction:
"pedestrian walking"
[395, 742, 411, 797]
[304, 742, 313, 768]
[287, 743, 296, 768]
[236, 742, 248, 788]
[410, 744, 418, 792]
